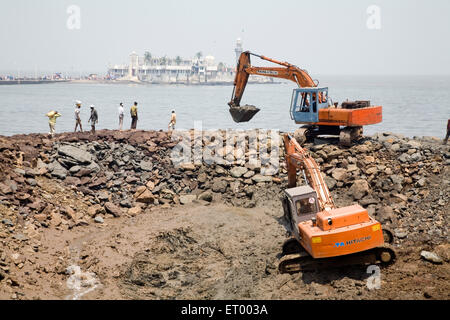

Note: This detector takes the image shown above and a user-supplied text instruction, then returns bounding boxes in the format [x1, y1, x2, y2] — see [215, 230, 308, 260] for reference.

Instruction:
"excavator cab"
[290, 87, 329, 124]
[283, 186, 319, 239]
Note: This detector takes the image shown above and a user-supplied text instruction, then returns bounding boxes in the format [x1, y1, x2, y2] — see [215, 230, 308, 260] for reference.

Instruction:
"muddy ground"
[1, 201, 448, 300]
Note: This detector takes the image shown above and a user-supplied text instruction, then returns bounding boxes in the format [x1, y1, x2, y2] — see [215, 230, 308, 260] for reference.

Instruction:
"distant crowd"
[46, 101, 177, 137]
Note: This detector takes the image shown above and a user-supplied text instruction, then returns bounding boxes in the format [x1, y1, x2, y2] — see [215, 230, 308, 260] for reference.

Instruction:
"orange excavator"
[279, 134, 395, 273]
[228, 51, 382, 146]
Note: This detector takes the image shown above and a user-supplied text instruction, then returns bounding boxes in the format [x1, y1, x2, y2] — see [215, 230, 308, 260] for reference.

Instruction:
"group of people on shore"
[45, 101, 177, 137]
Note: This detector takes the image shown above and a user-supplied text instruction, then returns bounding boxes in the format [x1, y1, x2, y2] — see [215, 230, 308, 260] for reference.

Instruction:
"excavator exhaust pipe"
[229, 105, 260, 123]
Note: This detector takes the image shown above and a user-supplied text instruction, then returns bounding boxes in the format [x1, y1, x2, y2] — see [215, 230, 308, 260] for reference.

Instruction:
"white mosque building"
[107, 39, 273, 84]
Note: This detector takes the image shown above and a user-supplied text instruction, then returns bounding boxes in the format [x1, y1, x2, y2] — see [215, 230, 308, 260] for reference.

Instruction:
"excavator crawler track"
[278, 244, 396, 274]
[339, 126, 363, 146]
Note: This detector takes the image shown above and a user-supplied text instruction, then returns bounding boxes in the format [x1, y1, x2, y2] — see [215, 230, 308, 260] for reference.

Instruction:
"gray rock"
[104, 202, 122, 217]
[230, 166, 248, 178]
[58, 145, 93, 164]
[120, 199, 132, 208]
[69, 165, 82, 174]
[198, 191, 213, 202]
[14, 168, 25, 175]
[243, 170, 255, 179]
[94, 216, 104, 224]
[197, 172, 207, 183]
[97, 191, 110, 201]
[251, 174, 272, 183]
[349, 180, 370, 200]
[86, 161, 100, 173]
[416, 178, 426, 187]
[215, 166, 226, 175]
[324, 176, 337, 191]
[377, 206, 394, 223]
[179, 194, 197, 205]
[212, 178, 228, 193]
[391, 144, 401, 152]
[410, 153, 422, 161]
[1, 219, 14, 227]
[331, 168, 347, 181]
[398, 153, 410, 163]
[420, 251, 443, 264]
[140, 161, 153, 171]
[390, 175, 404, 185]
[406, 140, 422, 149]
[394, 229, 408, 239]
[25, 178, 37, 186]
[48, 161, 68, 179]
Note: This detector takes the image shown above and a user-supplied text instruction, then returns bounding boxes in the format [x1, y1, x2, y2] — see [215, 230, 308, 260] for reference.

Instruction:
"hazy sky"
[1, 0, 449, 75]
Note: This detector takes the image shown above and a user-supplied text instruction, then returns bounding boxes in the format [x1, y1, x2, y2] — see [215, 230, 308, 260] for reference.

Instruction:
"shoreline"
[0, 80, 70, 85]
[0, 79, 280, 86]
[0, 129, 443, 143]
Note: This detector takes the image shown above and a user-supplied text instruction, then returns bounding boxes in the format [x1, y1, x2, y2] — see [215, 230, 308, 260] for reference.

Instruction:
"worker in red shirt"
[444, 119, 450, 145]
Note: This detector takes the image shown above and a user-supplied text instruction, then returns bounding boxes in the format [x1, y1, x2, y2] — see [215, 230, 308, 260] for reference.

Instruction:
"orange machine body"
[297, 205, 384, 258]
[283, 134, 386, 259]
[313, 106, 382, 127]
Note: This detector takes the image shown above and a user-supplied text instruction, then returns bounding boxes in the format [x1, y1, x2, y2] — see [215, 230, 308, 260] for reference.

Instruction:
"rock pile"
[0, 130, 448, 244]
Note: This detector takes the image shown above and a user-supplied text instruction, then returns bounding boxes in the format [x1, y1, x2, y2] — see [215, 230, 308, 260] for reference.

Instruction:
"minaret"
[235, 38, 243, 63]
[129, 51, 138, 77]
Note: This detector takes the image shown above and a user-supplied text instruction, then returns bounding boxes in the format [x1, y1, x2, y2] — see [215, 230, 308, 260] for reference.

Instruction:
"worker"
[46, 110, 61, 137]
[118, 102, 125, 131]
[130, 102, 138, 130]
[444, 119, 450, 145]
[168, 110, 176, 131]
[88, 105, 99, 134]
[74, 100, 83, 132]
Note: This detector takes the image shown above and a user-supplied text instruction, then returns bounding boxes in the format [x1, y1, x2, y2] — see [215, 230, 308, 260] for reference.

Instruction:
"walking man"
[168, 110, 176, 131]
[118, 102, 125, 131]
[46, 110, 61, 137]
[88, 105, 99, 134]
[130, 102, 138, 130]
[74, 100, 83, 132]
[444, 119, 450, 145]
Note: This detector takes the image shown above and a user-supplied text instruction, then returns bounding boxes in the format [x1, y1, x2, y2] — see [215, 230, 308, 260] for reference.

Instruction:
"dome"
[205, 55, 215, 66]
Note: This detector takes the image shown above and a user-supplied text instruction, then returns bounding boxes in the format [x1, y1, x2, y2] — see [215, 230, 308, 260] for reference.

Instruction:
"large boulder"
[58, 145, 93, 164]
[349, 179, 370, 200]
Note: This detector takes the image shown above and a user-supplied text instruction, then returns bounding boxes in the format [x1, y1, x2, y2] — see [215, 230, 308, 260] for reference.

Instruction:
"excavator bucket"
[229, 105, 260, 123]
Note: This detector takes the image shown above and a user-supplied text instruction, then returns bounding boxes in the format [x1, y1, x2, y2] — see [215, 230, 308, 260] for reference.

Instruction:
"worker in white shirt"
[118, 102, 125, 131]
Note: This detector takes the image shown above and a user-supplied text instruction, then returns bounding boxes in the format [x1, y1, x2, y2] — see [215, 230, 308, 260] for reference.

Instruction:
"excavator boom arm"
[283, 134, 335, 211]
[229, 51, 317, 108]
